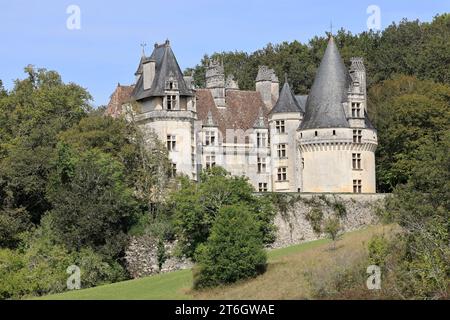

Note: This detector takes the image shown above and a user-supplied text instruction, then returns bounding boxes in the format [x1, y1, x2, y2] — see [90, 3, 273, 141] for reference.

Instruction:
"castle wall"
[299, 128, 377, 193]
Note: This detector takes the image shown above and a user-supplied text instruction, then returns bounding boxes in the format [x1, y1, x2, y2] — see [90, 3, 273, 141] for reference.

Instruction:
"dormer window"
[351, 102, 362, 118]
[165, 80, 178, 90]
[166, 95, 177, 110]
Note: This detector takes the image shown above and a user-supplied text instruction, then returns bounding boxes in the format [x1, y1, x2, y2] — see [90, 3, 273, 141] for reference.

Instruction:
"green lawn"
[39, 227, 380, 300]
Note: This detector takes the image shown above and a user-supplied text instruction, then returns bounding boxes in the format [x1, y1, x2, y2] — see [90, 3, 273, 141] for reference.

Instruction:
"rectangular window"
[351, 102, 362, 118]
[353, 179, 362, 193]
[166, 80, 178, 90]
[352, 153, 362, 169]
[277, 167, 287, 181]
[275, 120, 286, 133]
[258, 183, 268, 192]
[170, 163, 177, 178]
[205, 131, 216, 146]
[257, 133, 266, 148]
[353, 129, 362, 143]
[206, 155, 216, 169]
[257, 157, 266, 173]
[277, 144, 287, 158]
[167, 95, 177, 110]
[167, 135, 176, 151]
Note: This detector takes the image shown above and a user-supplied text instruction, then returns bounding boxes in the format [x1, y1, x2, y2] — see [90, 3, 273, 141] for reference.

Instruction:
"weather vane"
[330, 21, 333, 35]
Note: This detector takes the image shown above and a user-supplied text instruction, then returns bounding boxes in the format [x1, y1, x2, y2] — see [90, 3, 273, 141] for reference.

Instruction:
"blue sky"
[0, 0, 448, 106]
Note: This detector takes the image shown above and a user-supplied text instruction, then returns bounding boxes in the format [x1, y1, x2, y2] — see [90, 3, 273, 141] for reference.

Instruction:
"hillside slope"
[40, 225, 391, 300]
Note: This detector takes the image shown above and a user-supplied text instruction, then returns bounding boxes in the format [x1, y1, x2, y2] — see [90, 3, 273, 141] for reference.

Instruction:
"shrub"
[323, 216, 342, 249]
[305, 208, 323, 235]
[193, 205, 267, 289]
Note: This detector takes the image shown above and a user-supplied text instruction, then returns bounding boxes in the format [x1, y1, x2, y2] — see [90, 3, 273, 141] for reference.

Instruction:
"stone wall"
[124, 193, 387, 278]
[271, 193, 387, 248]
[125, 236, 193, 279]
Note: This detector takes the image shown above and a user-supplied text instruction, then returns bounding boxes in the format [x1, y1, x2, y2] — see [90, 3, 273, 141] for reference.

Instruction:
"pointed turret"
[299, 36, 351, 130]
[132, 40, 194, 101]
[270, 76, 304, 114]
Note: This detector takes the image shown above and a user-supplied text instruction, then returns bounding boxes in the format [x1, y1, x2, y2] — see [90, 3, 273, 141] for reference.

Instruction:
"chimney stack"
[143, 59, 156, 90]
[255, 66, 279, 109]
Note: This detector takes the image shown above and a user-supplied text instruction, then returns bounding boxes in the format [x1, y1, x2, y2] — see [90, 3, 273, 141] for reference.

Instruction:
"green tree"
[193, 205, 267, 289]
[46, 148, 139, 258]
[171, 167, 276, 259]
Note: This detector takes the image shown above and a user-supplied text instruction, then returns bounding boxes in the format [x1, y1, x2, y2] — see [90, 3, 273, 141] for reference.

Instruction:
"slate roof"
[299, 36, 352, 130]
[132, 41, 194, 100]
[270, 81, 304, 114]
[196, 89, 269, 140]
[295, 95, 308, 112]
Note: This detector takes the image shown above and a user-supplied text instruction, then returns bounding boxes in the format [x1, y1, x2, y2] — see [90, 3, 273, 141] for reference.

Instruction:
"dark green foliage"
[193, 205, 267, 289]
[157, 239, 167, 272]
[172, 167, 276, 259]
[323, 216, 342, 249]
[46, 148, 139, 258]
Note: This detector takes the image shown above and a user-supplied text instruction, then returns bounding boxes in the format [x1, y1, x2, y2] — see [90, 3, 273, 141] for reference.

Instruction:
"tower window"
[353, 179, 362, 193]
[165, 80, 178, 90]
[258, 183, 268, 192]
[333, 130, 336, 136]
[275, 120, 286, 133]
[315, 131, 318, 137]
[257, 157, 266, 173]
[166, 95, 177, 110]
[167, 135, 176, 151]
[277, 144, 287, 158]
[353, 130, 362, 143]
[277, 167, 287, 181]
[352, 153, 362, 169]
[352, 102, 362, 118]
[205, 131, 216, 146]
[257, 132, 267, 148]
[206, 155, 216, 169]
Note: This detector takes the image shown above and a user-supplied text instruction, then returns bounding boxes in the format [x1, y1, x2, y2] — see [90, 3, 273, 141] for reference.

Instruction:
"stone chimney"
[255, 66, 279, 109]
[143, 59, 156, 90]
[205, 59, 226, 107]
[225, 74, 239, 90]
[349, 58, 366, 95]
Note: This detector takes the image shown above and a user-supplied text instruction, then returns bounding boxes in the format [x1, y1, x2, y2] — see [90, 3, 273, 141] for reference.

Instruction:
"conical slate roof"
[270, 80, 304, 114]
[133, 41, 194, 100]
[299, 37, 351, 130]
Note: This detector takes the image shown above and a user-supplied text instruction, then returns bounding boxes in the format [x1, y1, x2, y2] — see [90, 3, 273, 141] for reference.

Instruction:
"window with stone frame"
[257, 156, 266, 173]
[166, 95, 177, 110]
[167, 135, 176, 151]
[353, 179, 362, 193]
[277, 144, 287, 158]
[351, 102, 362, 118]
[353, 129, 362, 143]
[257, 132, 267, 148]
[352, 153, 362, 170]
[258, 183, 268, 192]
[275, 120, 286, 133]
[205, 130, 216, 146]
[205, 155, 216, 169]
[170, 163, 177, 178]
[277, 167, 287, 181]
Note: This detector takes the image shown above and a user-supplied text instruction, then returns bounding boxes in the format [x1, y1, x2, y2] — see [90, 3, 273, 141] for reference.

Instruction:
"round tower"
[297, 37, 377, 193]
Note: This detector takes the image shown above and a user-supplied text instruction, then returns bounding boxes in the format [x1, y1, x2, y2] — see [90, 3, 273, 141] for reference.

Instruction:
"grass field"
[40, 225, 392, 300]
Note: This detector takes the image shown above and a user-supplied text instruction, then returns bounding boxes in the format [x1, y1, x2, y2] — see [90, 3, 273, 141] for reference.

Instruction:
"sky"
[0, 0, 448, 106]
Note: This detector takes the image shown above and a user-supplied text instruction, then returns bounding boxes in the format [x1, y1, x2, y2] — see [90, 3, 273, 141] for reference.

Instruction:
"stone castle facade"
[107, 37, 378, 193]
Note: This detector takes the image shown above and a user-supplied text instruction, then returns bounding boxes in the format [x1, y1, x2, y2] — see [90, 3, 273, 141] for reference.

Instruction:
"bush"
[305, 208, 323, 235]
[193, 205, 267, 289]
[323, 216, 342, 249]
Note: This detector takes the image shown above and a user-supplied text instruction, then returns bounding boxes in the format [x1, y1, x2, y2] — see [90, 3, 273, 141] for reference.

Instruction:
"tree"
[171, 167, 276, 259]
[323, 216, 342, 250]
[193, 205, 267, 289]
[46, 148, 139, 258]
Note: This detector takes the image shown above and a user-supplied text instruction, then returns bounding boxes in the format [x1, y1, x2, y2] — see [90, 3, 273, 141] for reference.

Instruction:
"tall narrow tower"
[297, 37, 377, 193]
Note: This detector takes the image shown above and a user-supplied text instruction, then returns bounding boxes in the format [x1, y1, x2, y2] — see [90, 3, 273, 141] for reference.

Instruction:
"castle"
[107, 37, 378, 193]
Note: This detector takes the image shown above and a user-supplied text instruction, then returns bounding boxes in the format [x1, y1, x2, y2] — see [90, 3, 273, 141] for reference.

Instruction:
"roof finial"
[329, 20, 333, 36]
[140, 43, 147, 57]
[284, 73, 288, 84]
